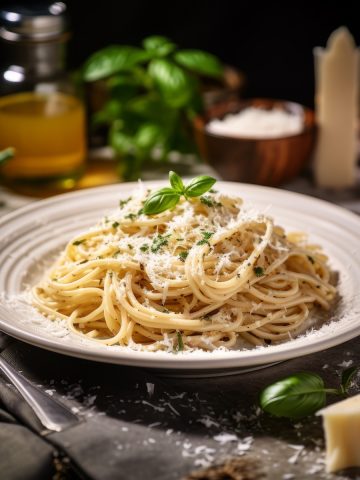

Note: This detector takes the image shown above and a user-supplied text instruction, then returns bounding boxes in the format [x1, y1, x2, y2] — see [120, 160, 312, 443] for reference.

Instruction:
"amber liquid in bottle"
[0, 91, 86, 181]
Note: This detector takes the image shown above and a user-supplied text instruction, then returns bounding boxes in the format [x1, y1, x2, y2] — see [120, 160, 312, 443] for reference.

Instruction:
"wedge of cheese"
[318, 394, 360, 473]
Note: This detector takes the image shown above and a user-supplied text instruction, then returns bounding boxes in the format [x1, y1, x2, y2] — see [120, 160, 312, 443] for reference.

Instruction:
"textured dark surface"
[1, 332, 360, 480]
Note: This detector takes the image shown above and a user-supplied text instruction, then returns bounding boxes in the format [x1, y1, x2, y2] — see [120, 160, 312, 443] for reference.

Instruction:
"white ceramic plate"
[1, 181, 360, 375]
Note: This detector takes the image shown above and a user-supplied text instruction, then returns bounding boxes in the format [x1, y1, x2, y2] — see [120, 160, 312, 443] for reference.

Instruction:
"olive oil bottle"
[0, 2, 86, 191]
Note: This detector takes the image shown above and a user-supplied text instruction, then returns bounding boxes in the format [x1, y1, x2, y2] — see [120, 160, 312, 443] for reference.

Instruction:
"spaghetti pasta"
[32, 184, 336, 352]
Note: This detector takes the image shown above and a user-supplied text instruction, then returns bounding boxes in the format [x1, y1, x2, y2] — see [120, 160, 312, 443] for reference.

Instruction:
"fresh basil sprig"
[83, 36, 223, 181]
[259, 367, 359, 419]
[143, 171, 216, 215]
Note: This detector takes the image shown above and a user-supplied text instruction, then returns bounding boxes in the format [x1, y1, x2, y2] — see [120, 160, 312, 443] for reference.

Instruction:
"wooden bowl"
[193, 98, 316, 186]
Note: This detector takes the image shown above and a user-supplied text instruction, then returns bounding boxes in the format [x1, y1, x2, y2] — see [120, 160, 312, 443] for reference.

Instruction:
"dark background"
[1, 1, 360, 108]
[64, 1, 360, 108]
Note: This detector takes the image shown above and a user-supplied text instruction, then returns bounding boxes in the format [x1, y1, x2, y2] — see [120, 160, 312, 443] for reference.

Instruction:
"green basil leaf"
[0, 147, 15, 166]
[110, 127, 136, 155]
[341, 366, 359, 393]
[143, 188, 180, 215]
[128, 94, 176, 123]
[259, 372, 327, 418]
[174, 50, 223, 78]
[169, 171, 184, 193]
[134, 123, 165, 150]
[184, 175, 216, 197]
[148, 59, 193, 108]
[107, 72, 141, 88]
[92, 99, 123, 126]
[83, 46, 149, 82]
[143, 36, 176, 57]
[110, 84, 139, 102]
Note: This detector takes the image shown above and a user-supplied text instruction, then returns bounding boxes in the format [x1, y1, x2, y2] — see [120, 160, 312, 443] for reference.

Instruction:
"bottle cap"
[0, 2, 68, 42]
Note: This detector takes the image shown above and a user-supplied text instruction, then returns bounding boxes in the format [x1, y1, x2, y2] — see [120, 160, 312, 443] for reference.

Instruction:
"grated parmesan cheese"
[207, 106, 304, 138]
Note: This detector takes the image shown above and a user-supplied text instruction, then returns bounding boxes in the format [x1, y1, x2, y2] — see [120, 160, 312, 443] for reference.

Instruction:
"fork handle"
[0, 356, 80, 432]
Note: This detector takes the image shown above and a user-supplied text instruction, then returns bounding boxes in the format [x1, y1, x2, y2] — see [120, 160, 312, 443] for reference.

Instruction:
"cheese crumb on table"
[318, 394, 360, 473]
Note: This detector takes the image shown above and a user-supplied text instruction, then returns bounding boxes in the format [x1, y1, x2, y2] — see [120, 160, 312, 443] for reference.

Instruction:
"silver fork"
[0, 356, 80, 432]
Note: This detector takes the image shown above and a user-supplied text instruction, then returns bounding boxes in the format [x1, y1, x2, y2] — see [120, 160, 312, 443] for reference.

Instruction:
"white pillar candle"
[313, 27, 359, 189]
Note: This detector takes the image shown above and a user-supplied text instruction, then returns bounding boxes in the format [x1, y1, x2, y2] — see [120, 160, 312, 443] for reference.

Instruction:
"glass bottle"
[0, 1, 86, 190]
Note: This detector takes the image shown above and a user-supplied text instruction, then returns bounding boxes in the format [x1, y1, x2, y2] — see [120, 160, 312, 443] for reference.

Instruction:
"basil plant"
[83, 36, 223, 180]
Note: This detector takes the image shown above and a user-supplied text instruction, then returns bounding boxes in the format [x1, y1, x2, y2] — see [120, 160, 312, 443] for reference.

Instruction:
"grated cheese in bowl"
[206, 106, 304, 139]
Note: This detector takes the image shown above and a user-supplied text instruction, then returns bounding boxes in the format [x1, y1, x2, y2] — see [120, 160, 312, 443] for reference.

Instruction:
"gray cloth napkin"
[0, 334, 56, 480]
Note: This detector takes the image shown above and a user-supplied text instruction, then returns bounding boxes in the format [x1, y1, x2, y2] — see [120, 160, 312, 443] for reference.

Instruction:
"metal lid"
[0, 2, 68, 42]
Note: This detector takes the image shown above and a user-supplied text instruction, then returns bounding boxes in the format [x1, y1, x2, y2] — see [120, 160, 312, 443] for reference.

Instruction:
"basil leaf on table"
[259, 365, 360, 419]
[143, 188, 180, 215]
[340, 366, 359, 394]
[174, 50, 223, 78]
[184, 175, 216, 197]
[259, 372, 331, 419]
[83, 46, 149, 82]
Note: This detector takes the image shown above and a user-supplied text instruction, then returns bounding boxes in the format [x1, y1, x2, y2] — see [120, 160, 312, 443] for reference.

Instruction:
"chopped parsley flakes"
[200, 195, 222, 208]
[179, 251, 189, 262]
[197, 231, 214, 246]
[125, 213, 137, 221]
[254, 266, 264, 277]
[72, 240, 85, 246]
[119, 197, 131, 208]
[140, 244, 149, 252]
[176, 331, 184, 352]
[307, 255, 315, 264]
[151, 234, 171, 253]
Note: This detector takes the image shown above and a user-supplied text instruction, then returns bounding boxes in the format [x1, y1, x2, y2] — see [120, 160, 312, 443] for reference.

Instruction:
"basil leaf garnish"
[143, 171, 216, 215]
[184, 175, 216, 198]
[143, 187, 180, 215]
[169, 171, 185, 193]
